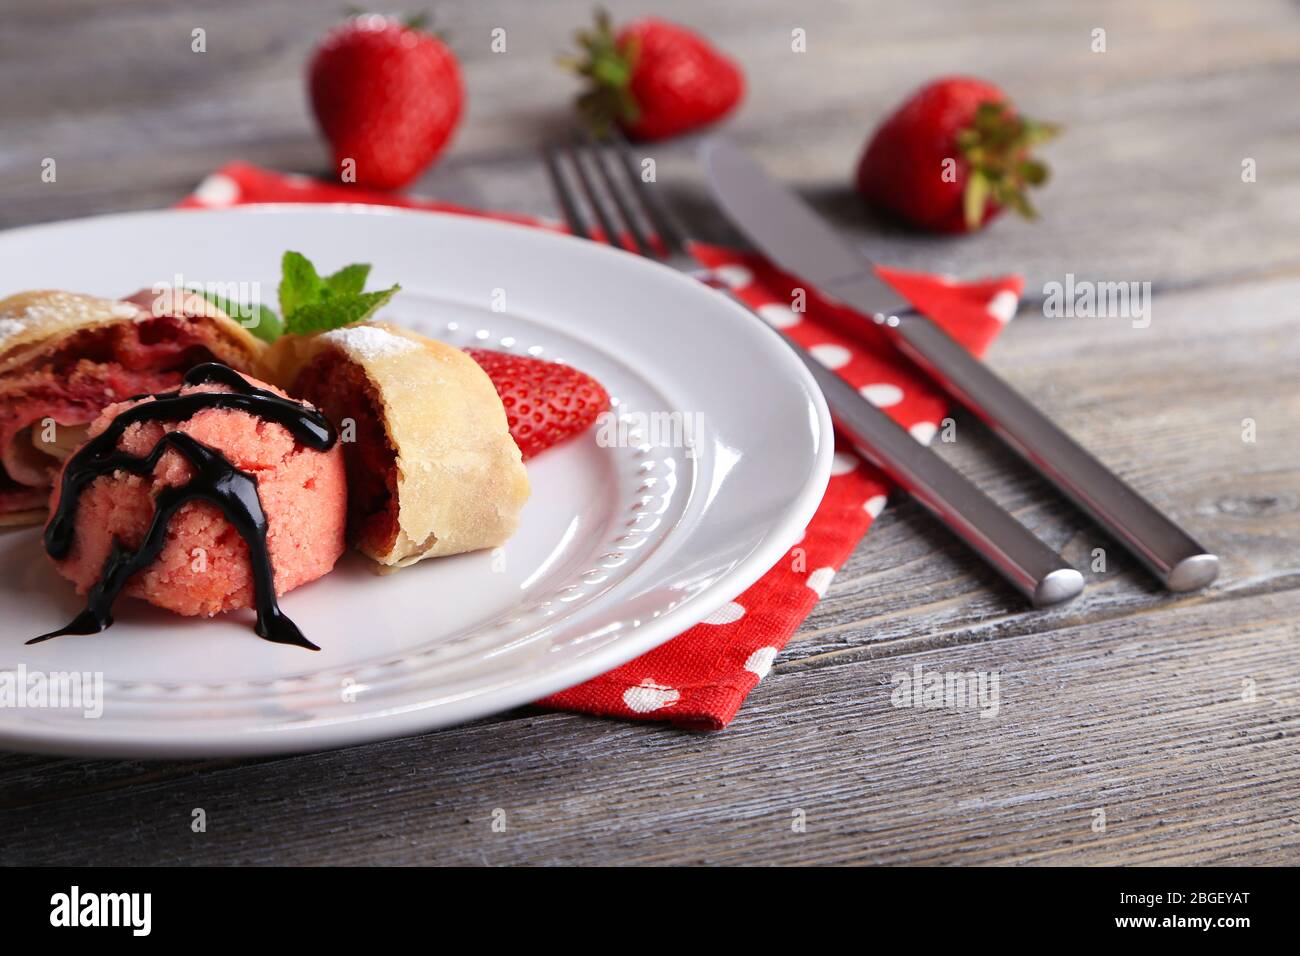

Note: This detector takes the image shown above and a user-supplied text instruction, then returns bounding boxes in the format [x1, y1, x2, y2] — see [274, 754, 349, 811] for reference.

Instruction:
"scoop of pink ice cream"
[48, 373, 346, 618]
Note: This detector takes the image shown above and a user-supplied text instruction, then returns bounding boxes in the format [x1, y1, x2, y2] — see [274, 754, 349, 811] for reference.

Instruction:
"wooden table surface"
[2, 0, 1298, 866]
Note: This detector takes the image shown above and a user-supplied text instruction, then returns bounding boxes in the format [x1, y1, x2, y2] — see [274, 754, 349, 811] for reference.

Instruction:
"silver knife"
[702, 138, 1218, 592]
[786, 344, 1083, 607]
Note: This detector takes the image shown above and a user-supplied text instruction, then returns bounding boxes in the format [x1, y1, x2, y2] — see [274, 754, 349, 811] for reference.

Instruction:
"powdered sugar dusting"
[0, 293, 138, 351]
[322, 324, 420, 360]
[0, 318, 25, 348]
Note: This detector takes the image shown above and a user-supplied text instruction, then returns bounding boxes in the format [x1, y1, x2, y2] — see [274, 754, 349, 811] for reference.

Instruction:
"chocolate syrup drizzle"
[32, 363, 336, 650]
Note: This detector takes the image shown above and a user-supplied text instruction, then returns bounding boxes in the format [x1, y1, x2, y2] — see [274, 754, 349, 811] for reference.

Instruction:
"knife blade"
[702, 139, 909, 317]
[701, 138, 1218, 593]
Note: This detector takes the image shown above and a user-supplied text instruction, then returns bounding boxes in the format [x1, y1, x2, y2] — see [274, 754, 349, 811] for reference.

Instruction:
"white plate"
[0, 206, 831, 758]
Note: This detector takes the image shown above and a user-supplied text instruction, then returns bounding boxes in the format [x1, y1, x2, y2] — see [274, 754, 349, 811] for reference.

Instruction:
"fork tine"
[584, 132, 655, 257]
[542, 144, 589, 240]
[608, 130, 691, 258]
[565, 138, 623, 249]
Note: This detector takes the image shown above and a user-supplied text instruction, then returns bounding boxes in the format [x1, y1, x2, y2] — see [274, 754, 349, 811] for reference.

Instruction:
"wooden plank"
[2, 586, 1296, 866]
[1, 0, 1299, 294]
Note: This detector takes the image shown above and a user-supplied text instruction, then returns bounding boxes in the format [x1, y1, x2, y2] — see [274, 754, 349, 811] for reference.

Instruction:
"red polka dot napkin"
[181, 163, 1021, 729]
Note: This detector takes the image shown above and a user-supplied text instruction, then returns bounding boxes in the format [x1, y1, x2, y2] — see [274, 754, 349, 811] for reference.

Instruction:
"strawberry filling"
[0, 315, 238, 511]
[292, 351, 400, 558]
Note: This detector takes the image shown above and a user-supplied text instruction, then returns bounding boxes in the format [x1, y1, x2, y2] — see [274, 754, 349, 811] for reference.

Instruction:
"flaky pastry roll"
[277, 323, 530, 568]
[0, 289, 265, 525]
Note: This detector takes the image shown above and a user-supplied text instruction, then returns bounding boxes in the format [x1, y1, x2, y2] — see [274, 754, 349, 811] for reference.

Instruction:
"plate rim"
[0, 204, 833, 757]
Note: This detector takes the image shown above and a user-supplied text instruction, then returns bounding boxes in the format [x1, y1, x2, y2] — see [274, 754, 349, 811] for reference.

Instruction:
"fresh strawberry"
[465, 349, 609, 460]
[855, 77, 1060, 234]
[309, 14, 463, 190]
[562, 10, 743, 141]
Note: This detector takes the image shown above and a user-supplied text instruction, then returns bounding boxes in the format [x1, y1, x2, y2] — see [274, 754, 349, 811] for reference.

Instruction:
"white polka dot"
[702, 601, 745, 625]
[859, 383, 904, 407]
[712, 264, 753, 289]
[809, 343, 852, 369]
[830, 452, 858, 476]
[756, 303, 801, 329]
[622, 679, 680, 713]
[987, 290, 1018, 323]
[863, 494, 887, 518]
[806, 566, 835, 598]
[744, 646, 779, 679]
[193, 173, 240, 208]
[910, 421, 938, 445]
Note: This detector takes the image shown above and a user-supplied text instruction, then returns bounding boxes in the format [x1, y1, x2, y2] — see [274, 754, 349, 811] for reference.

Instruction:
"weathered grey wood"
[3, 587, 1297, 866]
[3, 0, 1300, 294]
[1, 0, 1299, 866]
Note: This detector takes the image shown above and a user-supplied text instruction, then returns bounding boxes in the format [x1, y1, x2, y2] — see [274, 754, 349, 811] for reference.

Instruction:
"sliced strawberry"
[464, 349, 609, 460]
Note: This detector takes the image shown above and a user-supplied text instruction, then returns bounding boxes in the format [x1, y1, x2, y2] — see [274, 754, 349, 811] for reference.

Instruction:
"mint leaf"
[193, 288, 284, 344]
[279, 251, 324, 317]
[284, 285, 401, 336]
[323, 263, 371, 297]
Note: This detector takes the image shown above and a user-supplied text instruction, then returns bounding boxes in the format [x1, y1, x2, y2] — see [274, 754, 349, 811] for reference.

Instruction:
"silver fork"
[542, 132, 1084, 608]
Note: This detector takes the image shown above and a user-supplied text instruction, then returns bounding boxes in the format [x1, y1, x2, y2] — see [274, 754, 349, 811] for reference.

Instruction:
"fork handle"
[885, 314, 1218, 592]
[791, 345, 1084, 607]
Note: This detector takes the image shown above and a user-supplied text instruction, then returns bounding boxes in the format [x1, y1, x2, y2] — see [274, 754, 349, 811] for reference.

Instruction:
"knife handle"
[792, 348, 1083, 608]
[884, 314, 1218, 592]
